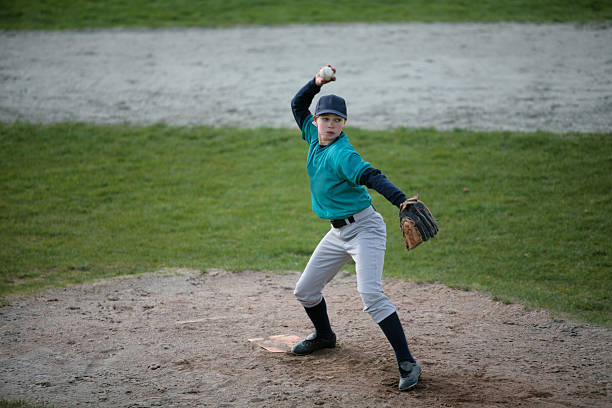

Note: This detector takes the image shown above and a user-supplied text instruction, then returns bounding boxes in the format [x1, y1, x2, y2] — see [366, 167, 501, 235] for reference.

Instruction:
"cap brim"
[314, 109, 347, 119]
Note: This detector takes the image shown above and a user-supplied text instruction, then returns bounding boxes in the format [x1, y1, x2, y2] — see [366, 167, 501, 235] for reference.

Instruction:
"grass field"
[1, 0, 611, 29]
[1, 122, 610, 326]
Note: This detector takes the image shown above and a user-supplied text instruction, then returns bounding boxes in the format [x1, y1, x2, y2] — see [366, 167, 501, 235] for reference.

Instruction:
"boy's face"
[315, 113, 346, 145]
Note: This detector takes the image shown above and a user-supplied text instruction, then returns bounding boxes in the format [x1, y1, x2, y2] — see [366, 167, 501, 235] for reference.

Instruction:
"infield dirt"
[1, 23, 612, 133]
[1, 269, 610, 407]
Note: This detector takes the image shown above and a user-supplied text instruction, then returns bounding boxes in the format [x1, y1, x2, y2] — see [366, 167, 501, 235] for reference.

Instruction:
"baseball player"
[290, 65, 422, 391]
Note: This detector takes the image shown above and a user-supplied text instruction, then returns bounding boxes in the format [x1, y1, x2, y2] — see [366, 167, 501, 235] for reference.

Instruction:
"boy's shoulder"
[331, 133, 354, 150]
[302, 113, 316, 140]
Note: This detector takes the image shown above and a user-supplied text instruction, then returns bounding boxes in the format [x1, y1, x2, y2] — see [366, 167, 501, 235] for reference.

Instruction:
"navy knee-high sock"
[378, 311, 416, 365]
[304, 297, 334, 339]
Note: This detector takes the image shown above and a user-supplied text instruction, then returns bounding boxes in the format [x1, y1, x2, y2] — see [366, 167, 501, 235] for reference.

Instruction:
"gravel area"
[1, 23, 611, 132]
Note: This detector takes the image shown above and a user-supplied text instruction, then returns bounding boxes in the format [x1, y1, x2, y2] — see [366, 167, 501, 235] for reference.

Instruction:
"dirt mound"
[1, 269, 610, 407]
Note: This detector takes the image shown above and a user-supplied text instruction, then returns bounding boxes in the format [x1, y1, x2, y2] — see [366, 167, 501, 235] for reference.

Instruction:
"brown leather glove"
[400, 199, 438, 250]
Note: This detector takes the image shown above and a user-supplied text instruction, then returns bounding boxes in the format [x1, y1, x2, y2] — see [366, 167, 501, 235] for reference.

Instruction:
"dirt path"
[1, 269, 610, 407]
[1, 23, 612, 132]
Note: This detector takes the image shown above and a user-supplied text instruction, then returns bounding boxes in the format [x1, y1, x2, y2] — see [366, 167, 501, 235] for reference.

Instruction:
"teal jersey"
[300, 113, 372, 219]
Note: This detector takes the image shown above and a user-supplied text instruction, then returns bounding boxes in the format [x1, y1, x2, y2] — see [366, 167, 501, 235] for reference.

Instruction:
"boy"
[290, 65, 422, 391]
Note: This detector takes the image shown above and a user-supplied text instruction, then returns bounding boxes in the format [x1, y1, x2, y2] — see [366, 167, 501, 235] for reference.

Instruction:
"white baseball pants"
[294, 205, 397, 323]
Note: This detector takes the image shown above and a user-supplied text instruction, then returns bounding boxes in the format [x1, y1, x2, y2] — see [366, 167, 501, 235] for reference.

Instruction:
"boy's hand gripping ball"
[319, 66, 334, 81]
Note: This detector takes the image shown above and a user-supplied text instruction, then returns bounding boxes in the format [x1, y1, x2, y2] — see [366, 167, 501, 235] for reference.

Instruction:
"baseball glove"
[400, 198, 438, 250]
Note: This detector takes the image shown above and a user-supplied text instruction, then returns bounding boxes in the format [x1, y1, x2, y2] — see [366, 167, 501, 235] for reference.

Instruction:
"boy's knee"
[294, 285, 322, 309]
[360, 291, 396, 323]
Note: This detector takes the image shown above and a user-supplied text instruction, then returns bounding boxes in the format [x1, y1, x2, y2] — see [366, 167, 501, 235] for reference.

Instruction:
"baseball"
[319, 66, 334, 81]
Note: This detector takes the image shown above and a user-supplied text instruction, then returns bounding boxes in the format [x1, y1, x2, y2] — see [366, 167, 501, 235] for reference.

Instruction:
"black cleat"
[398, 361, 422, 391]
[291, 332, 336, 355]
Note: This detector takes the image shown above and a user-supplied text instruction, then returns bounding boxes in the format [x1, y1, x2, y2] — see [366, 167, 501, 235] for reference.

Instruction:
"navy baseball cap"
[315, 94, 347, 119]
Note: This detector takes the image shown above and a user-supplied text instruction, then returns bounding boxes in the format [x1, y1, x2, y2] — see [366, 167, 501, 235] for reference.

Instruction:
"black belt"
[330, 215, 355, 228]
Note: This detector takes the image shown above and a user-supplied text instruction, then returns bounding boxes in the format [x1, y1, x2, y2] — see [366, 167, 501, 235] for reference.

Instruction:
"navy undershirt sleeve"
[291, 78, 321, 130]
[360, 167, 408, 208]
[291, 78, 321, 129]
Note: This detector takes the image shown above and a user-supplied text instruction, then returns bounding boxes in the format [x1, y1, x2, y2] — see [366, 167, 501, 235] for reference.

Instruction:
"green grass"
[1, 122, 610, 326]
[1, 0, 611, 29]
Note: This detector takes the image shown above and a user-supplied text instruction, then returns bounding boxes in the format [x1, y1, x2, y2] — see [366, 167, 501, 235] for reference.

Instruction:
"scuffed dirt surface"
[1, 23, 612, 133]
[1, 269, 610, 407]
